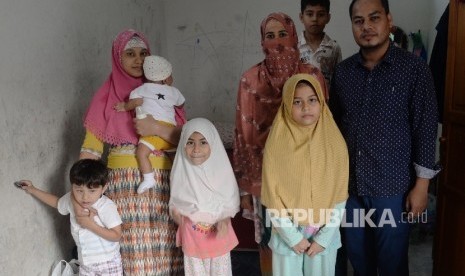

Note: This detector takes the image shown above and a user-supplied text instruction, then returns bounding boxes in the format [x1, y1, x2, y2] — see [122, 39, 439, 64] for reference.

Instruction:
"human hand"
[405, 178, 429, 219]
[216, 219, 229, 238]
[75, 208, 97, 229]
[16, 180, 35, 194]
[240, 194, 253, 211]
[292, 238, 311, 255]
[71, 193, 94, 217]
[306, 241, 324, 257]
[113, 102, 126, 112]
[134, 116, 181, 145]
[134, 115, 158, 137]
[170, 208, 183, 226]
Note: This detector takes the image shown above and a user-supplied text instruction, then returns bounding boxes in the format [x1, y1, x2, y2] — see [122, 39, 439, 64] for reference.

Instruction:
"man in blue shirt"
[330, 0, 439, 275]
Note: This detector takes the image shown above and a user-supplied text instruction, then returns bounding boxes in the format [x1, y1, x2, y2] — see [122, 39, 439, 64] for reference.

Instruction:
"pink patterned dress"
[177, 217, 238, 276]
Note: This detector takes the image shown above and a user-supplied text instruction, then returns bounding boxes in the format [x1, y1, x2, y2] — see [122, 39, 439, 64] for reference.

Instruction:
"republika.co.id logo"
[265, 208, 428, 228]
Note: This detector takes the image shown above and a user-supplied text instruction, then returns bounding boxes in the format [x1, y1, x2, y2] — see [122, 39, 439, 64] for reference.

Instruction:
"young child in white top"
[17, 159, 123, 275]
[113, 55, 185, 194]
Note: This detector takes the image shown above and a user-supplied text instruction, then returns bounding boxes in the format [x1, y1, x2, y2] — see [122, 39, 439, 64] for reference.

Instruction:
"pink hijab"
[83, 29, 184, 145]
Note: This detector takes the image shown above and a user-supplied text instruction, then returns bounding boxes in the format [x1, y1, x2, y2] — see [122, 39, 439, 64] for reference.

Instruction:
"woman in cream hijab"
[261, 74, 348, 276]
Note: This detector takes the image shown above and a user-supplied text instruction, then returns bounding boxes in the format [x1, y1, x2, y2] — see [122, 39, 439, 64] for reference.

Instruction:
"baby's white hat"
[143, 55, 172, 82]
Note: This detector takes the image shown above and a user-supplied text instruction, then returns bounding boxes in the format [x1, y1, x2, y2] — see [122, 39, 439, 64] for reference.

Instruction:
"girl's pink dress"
[177, 217, 238, 258]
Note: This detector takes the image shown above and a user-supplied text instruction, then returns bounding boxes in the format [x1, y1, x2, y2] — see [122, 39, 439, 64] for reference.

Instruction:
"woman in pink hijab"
[80, 29, 184, 275]
[233, 13, 326, 275]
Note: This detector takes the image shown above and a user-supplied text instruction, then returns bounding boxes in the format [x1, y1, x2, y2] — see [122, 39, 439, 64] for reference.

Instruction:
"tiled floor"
[345, 229, 434, 276]
[408, 229, 434, 276]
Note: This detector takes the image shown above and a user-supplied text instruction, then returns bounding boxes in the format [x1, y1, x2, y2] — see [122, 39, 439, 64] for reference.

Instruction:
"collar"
[91, 195, 106, 210]
[354, 42, 396, 68]
[298, 31, 331, 48]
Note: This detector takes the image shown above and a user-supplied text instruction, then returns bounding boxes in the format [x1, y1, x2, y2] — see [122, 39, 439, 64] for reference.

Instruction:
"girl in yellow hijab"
[261, 73, 348, 275]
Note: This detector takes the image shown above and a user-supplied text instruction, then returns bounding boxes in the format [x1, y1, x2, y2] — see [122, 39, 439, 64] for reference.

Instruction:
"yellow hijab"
[261, 73, 348, 225]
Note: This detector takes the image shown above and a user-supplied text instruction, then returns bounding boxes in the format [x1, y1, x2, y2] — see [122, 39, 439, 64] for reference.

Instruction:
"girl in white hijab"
[169, 118, 240, 276]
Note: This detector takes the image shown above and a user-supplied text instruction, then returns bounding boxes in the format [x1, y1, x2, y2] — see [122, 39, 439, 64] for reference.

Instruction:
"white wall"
[163, 0, 447, 124]
[0, 0, 448, 275]
[162, 0, 352, 123]
[0, 0, 164, 275]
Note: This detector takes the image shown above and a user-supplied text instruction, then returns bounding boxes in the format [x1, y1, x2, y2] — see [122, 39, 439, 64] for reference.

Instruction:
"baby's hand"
[292, 238, 311, 255]
[306, 241, 325, 257]
[113, 102, 126, 112]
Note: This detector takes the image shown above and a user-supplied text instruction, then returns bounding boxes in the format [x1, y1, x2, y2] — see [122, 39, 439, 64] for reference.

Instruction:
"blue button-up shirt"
[330, 43, 438, 197]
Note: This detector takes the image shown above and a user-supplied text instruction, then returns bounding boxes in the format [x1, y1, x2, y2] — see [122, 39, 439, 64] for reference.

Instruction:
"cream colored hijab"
[169, 118, 240, 224]
[261, 74, 348, 225]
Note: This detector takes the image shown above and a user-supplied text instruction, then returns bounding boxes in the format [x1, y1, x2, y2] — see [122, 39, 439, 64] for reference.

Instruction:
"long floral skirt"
[106, 167, 183, 275]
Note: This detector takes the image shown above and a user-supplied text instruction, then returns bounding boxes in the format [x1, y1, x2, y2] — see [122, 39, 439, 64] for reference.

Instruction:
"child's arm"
[19, 180, 59, 209]
[114, 98, 143, 112]
[216, 218, 229, 238]
[75, 213, 122, 242]
[307, 201, 346, 257]
[306, 240, 325, 257]
[293, 238, 311, 255]
[170, 207, 183, 226]
[267, 210, 310, 254]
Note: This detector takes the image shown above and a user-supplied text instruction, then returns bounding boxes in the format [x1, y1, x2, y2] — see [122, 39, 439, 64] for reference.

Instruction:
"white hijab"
[169, 118, 240, 224]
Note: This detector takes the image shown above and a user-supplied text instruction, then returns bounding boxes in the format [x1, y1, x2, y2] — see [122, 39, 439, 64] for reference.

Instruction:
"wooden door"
[433, 0, 465, 275]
